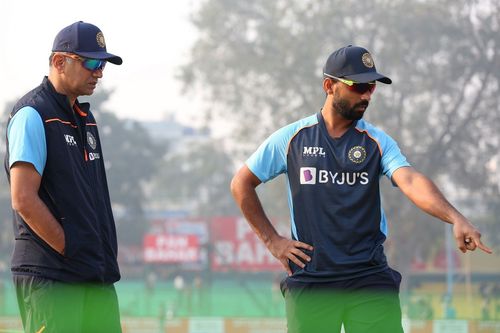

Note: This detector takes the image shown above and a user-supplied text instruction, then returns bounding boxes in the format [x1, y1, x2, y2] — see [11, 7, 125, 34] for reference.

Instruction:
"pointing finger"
[476, 240, 493, 254]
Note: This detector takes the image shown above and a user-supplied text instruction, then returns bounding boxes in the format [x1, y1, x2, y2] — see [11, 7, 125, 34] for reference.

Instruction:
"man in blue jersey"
[4, 22, 122, 332]
[230, 45, 492, 333]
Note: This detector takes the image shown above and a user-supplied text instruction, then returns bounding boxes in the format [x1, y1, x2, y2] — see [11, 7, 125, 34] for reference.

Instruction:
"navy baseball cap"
[323, 45, 391, 84]
[52, 21, 122, 65]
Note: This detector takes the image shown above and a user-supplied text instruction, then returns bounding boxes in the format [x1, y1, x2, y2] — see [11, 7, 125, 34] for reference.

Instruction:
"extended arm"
[10, 162, 65, 255]
[230, 165, 313, 275]
[392, 166, 492, 254]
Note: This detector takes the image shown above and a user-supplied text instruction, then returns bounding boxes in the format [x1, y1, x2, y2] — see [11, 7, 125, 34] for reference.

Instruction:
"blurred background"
[1, 0, 499, 332]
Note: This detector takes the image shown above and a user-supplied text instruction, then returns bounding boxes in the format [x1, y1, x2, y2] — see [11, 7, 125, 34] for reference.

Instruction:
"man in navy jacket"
[4, 21, 122, 333]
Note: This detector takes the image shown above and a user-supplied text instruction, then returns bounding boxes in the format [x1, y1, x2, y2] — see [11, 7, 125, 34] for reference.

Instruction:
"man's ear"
[52, 53, 66, 73]
[323, 78, 334, 95]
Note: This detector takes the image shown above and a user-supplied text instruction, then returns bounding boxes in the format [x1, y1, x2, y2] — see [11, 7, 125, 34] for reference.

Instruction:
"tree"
[0, 100, 16, 268]
[181, 0, 500, 280]
[82, 89, 168, 244]
[152, 139, 239, 217]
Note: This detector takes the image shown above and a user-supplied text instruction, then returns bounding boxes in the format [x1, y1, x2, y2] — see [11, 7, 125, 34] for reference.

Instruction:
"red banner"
[211, 217, 282, 272]
[144, 234, 200, 263]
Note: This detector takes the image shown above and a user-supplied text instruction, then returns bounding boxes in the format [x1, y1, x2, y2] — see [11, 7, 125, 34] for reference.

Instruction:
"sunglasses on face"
[324, 74, 376, 94]
[62, 53, 106, 71]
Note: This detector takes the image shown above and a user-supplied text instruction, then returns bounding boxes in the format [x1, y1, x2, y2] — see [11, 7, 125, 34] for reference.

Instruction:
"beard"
[332, 92, 369, 121]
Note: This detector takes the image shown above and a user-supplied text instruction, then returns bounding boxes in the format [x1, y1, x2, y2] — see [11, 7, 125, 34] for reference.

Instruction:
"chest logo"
[300, 167, 317, 184]
[64, 134, 77, 146]
[348, 146, 366, 164]
[303, 146, 326, 157]
[87, 131, 97, 150]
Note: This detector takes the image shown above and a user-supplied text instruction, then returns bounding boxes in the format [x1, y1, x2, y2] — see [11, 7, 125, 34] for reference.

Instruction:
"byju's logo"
[64, 134, 77, 146]
[300, 167, 316, 184]
[303, 146, 326, 157]
[88, 152, 101, 160]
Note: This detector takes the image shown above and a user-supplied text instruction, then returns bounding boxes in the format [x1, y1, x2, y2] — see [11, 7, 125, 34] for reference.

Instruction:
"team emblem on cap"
[361, 53, 374, 68]
[96, 32, 106, 48]
[348, 146, 366, 164]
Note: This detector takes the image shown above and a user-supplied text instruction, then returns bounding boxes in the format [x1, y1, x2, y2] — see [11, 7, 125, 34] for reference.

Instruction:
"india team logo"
[87, 131, 97, 150]
[348, 146, 366, 164]
[361, 53, 374, 68]
[300, 167, 316, 184]
[96, 32, 106, 48]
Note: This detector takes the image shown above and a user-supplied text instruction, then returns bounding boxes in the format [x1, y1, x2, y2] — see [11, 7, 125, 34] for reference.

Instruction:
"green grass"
[1, 278, 499, 321]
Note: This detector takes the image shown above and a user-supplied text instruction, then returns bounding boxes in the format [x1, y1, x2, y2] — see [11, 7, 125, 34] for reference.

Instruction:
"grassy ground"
[1, 278, 499, 320]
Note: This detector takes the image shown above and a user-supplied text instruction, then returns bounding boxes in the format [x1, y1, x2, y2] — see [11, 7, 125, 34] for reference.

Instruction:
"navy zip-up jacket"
[4, 77, 120, 283]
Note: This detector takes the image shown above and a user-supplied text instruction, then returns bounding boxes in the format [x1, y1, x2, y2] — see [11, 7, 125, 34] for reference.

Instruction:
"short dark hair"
[49, 52, 55, 66]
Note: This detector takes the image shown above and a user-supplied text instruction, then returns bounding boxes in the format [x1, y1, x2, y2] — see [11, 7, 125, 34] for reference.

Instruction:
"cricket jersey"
[246, 111, 410, 282]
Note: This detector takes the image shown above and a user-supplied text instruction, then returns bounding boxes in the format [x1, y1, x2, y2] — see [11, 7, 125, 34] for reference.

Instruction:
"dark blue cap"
[52, 21, 122, 65]
[323, 45, 391, 84]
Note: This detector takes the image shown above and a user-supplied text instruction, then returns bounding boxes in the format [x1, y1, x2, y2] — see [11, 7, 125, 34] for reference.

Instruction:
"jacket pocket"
[60, 217, 78, 258]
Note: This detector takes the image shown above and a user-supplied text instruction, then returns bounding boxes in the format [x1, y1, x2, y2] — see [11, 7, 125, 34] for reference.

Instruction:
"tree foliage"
[181, 0, 500, 276]
[152, 139, 239, 217]
[83, 89, 167, 244]
[0, 100, 16, 266]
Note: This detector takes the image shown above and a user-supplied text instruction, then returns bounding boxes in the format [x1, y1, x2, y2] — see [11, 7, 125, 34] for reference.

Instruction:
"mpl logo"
[303, 146, 326, 157]
[300, 167, 316, 184]
[64, 134, 77, 146]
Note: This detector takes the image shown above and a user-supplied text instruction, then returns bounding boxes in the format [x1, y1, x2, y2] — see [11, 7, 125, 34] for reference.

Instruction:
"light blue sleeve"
[246, 129, 289, 183]
[246, 114, 318, 183]
[356, 120, 410, 179]
[7, 106, 47, 175]
[380, 134, 410, 179]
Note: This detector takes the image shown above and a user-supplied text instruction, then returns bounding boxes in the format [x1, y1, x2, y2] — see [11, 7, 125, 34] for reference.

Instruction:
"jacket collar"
[42, 76, 91, 117]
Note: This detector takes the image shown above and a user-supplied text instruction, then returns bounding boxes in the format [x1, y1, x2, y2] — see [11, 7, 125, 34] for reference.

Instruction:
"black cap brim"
[344, 72, 392, 84]
[74, 51, 123, 65]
